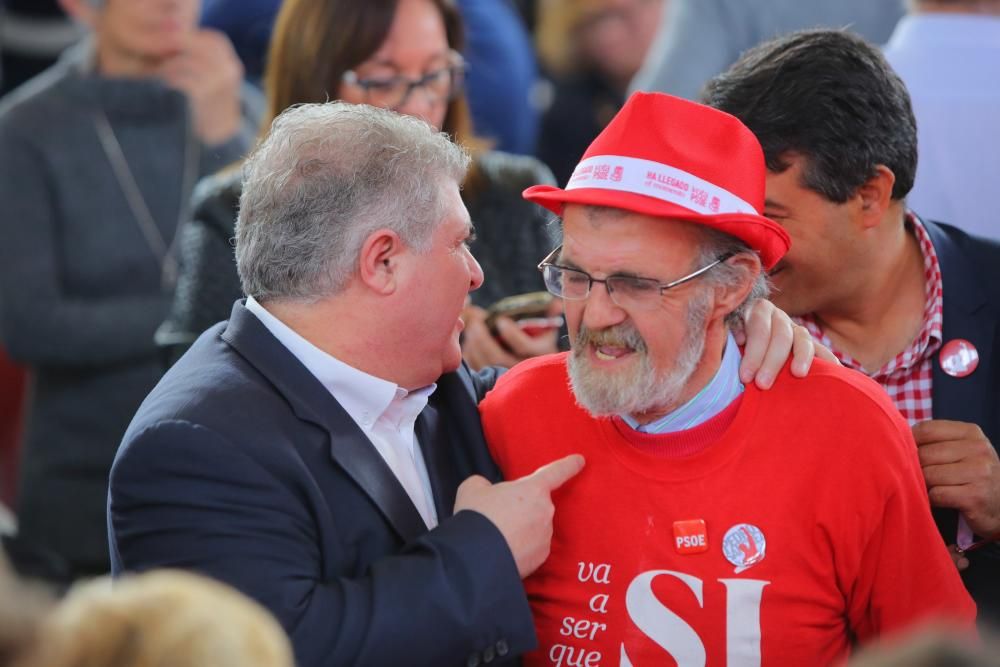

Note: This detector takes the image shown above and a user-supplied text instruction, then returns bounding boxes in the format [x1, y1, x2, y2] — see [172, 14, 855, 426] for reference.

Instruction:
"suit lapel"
[927, 221, 995, 427]
[415, 402, 462, 521]
[221, 301, 428, 543]
[925, 220, 997, 539]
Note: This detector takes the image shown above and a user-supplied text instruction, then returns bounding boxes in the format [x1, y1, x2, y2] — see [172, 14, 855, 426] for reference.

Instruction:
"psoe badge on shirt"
[673, 519, 709, 554]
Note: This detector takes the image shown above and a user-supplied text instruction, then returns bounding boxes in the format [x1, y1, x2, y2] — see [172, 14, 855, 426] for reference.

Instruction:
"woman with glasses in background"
[157, 0, 559, 366]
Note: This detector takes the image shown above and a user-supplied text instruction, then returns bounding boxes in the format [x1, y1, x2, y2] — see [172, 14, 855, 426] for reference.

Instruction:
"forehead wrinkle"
[560, 239, 668, 283]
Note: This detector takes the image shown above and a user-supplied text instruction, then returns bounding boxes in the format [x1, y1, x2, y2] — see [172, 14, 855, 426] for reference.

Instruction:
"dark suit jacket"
[925, 218, 1000, 620]
[108, 302, 535, 666]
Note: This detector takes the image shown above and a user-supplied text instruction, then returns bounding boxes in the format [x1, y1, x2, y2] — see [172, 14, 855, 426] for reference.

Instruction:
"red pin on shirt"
[939, 339, 979, 378]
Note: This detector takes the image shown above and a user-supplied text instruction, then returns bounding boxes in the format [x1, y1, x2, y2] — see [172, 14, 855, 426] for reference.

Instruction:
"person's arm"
[109, 420, 546, 666]
[0, 128, 171, 367]
[629, 0, 747, 100]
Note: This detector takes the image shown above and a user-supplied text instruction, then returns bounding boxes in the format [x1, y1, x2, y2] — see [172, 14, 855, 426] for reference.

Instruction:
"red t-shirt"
[481, 354, 975, 667]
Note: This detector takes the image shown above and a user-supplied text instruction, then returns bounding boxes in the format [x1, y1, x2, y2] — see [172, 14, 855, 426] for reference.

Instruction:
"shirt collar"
[622, 332, 744, 434]
[245, 297, 435, 432]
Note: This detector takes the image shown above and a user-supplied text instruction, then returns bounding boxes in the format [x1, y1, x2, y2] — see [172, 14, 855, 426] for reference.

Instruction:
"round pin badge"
[722, 523, 766, 573]
[939, 339, 979, 378]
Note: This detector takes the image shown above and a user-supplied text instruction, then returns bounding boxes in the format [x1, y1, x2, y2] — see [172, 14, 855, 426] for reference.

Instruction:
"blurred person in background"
[457, 0, 541, 154]
[631, 0, 903, 101]
[0, 0, 82, 95]
[199, 0, 280, 86]
[534, 0, 665, 186]
[0, 0, 257, 584]
[0, 554, 52, 667]
[884, 0, 1000, 241]
[156, 0, 559, 371]
[14, 570, 295, 667]
[0, 0, 77, 517]
[198, 0, 542, 155]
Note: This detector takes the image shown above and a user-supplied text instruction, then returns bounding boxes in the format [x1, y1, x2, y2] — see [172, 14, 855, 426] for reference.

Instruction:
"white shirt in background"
[885, 14, 1000, 241]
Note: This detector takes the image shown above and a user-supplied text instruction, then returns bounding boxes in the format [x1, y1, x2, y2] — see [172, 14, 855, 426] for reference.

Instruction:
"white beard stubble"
[566, 291, 711, 420]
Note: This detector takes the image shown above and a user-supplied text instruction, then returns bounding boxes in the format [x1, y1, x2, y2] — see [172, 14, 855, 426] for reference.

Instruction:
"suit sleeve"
[109, 419, 536, 667]
[468, 362, 506, 402]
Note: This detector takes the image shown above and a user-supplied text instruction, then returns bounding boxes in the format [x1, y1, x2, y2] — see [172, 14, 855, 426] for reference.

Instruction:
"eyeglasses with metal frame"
[537, 245, 734, 310]
[341, 50, 466, 111]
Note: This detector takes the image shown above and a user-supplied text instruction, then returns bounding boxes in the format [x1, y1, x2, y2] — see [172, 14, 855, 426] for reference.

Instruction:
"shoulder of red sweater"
[497, 352, 569, 385]
[481, 352, 570, 409]
[757, 358, 911, 432]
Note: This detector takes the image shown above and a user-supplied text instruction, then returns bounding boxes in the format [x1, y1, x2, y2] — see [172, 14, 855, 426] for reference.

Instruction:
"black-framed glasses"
[537, 245, 734, 310]
[342, 50, 466, 110]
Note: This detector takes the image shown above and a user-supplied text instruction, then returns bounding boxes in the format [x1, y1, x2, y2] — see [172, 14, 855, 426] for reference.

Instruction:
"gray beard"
[566, 292, 710, 420]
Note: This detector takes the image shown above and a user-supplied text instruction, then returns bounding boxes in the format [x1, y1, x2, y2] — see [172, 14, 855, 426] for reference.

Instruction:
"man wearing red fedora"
[479, 91, 974, 664]
[704, 29, 1000, 623]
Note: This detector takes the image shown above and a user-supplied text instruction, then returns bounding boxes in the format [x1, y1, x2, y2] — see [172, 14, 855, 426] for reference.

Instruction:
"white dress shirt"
[884, 14, 1000, 240]
[246, 297, 439, 529]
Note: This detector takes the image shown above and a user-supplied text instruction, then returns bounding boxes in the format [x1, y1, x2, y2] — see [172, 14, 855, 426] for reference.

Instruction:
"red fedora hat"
[524, 92, 790, 269]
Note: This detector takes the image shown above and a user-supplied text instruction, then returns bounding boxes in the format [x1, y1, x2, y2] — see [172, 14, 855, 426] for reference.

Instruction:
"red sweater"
[481, 354, 975, 667]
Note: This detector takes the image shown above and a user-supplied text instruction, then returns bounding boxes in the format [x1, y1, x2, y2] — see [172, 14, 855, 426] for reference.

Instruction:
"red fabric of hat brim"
[524, 184, 790, 271]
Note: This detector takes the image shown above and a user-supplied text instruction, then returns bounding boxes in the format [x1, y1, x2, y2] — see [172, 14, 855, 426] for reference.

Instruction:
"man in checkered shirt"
[704, 29, 1000, 622]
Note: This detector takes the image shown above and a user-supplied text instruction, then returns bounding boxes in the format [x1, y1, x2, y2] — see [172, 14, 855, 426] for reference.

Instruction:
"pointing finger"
[528, 454, 585, 491]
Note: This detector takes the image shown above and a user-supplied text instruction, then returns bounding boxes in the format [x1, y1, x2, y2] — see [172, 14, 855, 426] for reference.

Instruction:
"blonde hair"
[17, 570, 294, 667]
[535, 0, 603, 74]
[0, 555, 53, 666]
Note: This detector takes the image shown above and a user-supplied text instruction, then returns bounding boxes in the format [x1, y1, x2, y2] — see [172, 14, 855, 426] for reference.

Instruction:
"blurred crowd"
[0, 0, 998, 665]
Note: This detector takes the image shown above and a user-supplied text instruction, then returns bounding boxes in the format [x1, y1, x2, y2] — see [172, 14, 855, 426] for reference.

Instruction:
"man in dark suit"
[704, 29, 1000, 621]
[108, 102, 585, 667]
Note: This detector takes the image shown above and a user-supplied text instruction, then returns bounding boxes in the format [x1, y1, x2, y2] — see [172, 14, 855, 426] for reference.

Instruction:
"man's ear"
[710, 253, 760, 321]
[58, 0, 100, 27]
[854, 165, 896, 230]
[358, 229, 406, 295]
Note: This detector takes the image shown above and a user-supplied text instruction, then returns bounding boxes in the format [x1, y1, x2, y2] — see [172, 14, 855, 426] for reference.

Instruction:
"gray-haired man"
[108, 101, 582, 667]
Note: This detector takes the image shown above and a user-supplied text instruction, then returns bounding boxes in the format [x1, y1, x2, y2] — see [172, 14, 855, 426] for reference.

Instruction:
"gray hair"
[235, 102, 471, 301]
[693, 226, 770, 327]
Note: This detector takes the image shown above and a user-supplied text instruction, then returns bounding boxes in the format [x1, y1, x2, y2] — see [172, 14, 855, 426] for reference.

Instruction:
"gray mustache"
[575, 322, 648, 353]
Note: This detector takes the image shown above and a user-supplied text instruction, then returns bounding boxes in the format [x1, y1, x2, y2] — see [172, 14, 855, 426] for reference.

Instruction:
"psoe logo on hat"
[523, 92, 791, 270]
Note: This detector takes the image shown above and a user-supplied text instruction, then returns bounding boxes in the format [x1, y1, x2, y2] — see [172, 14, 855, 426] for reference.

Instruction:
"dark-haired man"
[704, 28, 1000, 621]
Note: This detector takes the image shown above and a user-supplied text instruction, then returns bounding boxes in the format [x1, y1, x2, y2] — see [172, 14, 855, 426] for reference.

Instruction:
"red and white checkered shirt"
[796, 214, 943, 425]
